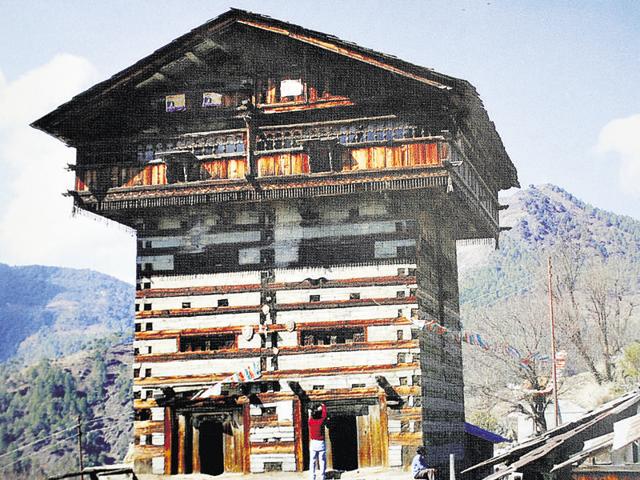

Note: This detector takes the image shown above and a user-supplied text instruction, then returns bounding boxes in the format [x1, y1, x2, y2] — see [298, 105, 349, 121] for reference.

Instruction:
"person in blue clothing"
[411, 446, 434, 479]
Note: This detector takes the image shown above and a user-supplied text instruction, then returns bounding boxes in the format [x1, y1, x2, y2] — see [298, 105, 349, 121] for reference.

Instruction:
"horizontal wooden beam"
[134, 362, 419, 386]
[137, 275, 417, 298]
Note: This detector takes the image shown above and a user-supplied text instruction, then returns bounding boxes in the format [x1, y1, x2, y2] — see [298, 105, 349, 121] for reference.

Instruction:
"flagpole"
[548, 257, 560, 427]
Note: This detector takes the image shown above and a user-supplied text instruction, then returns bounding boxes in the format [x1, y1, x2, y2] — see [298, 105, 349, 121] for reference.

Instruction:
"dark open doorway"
[199, 420, 224, 476]
[328, 415, 358, 471]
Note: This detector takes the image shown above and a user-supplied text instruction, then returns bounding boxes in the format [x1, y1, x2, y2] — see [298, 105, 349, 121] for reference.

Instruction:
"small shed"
[463, 422, 510, 478]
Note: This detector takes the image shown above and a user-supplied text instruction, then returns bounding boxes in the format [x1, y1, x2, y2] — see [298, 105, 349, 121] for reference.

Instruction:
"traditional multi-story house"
[33, 9, 518, 476]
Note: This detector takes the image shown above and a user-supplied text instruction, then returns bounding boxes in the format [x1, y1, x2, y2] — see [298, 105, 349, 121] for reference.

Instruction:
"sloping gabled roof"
[31, 8, 518, 189]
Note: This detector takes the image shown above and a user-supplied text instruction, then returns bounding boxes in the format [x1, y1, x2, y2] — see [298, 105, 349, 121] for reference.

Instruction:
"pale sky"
[0, 1, 639, 283]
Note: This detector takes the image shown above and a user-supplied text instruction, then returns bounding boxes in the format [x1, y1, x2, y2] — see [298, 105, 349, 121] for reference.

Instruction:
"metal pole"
[547, 257, 560, 427]
[77, 415, 84, 480]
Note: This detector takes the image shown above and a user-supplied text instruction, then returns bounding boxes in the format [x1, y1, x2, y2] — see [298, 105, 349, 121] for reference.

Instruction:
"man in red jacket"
[308, 403, 327, 480]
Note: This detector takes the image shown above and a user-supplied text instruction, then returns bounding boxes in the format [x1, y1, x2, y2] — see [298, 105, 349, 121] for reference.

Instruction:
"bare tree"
[463, 294, 553, 434]
[553, 248, 638, 384]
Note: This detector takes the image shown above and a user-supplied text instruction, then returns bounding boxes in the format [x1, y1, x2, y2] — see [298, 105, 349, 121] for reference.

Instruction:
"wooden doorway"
[199, 420, 224, 475]
[328, 415, 359, 471]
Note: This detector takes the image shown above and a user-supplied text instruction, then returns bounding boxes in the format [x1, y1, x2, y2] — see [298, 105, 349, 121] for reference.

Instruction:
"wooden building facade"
[33, 9, 518, 476]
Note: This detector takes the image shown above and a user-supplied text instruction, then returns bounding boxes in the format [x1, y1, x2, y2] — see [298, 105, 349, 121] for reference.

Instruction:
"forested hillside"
[459, 184, 640, 436]
[0, 339, 132, 479]
[0, 265, 134, 478]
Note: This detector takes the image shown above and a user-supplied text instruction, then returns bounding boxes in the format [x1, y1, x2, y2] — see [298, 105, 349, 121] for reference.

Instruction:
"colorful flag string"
[193, 360, 262, 400]
[413, 318, 556, 370]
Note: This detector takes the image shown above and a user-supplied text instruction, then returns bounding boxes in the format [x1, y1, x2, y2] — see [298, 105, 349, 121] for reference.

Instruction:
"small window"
[413, 421, 422, 432]
[397, 268, 406, 276]
[280, 78, 304, 98]
[145, 368, 152, 378]
[309, 295, 320, 302]
[349, 292, 361, 300]
[133, 368, 140, 378]
[400, 420, 410, 432]
[145, 322, 153, 331]
[396, 291, 406, 298]
[414, 396, 422, 407]
[143, 263, 153, 272]
[397, 330, 404, 341]
[135, 304, 140, 312]
[410, 288, 417, 297]
[143, 303, 152, 311]
[146, 346, 152, 354]
[182, 302, 191, 309]
[136, 283, 141, 291]
[134, 409, 151, 421]
[312, 385, 324, 391]
[411, 308, 419, 318]
[411, 329, 420, 340]
[397, 353, 407, 364]
[217, 299, 229, 307]
[179, 334, 235, 352]
[399, 377, 408, 385]
[412, 375, 422, 386]
[144, 390, 153, 400]
[144, 241, 152, 248]
[134, 391, 141, 399]
[352, 383, 366, 388]
[143, 282, 151, 289]
[412, 353, 420, 364]
[264, 462, 283, 473]
[408, 268, 416, 276]
[134, 347, 140, 355]
[134, 323, 141, 333]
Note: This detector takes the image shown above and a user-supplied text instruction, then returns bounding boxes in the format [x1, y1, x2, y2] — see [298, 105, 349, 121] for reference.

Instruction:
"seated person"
[411, 446, 434, 479]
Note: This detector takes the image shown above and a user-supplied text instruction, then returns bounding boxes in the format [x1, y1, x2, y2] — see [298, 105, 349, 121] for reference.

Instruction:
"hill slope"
[0, 264, 134, 363]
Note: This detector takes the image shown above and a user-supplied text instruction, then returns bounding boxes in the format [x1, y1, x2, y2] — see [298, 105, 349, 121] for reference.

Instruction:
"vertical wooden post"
[548, 257, 561, 427]
[164, 407, 174, 474]
[177, 414, 186, 474]
[293, 399, 305, 471]
[77, 416, 84, 480]
[192, 421, 201, 473]
[242, 403, 251, 473]
[379, 393, 390, 467]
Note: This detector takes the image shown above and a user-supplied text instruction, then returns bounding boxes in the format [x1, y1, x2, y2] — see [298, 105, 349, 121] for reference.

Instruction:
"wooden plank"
[389, 432, 422, 446]
[250, 442, 296, 454]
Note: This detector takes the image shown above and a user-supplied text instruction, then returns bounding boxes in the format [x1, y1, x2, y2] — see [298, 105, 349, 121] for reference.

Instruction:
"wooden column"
[177, 414, 186, 474]
[163, 407, 175, 475]
[242, 402, 251, 473]
[293, 399, 305, 472]
[192, 421, 200, 473]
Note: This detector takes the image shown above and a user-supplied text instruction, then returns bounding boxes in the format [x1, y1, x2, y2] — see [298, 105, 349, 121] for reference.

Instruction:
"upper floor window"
[179, 334, 235, 352]
[257, 77, 306, 105]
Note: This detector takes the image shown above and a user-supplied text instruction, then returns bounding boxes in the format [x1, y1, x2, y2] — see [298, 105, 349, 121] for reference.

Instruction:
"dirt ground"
[136, 466, 414, 480]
